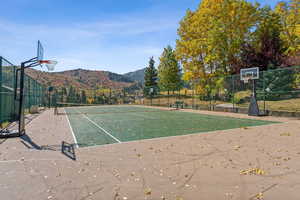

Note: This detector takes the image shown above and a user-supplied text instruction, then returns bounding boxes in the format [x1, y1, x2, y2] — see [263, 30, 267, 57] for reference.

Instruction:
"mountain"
[25, 68, 141, 90]
[123, 68, 146, 84]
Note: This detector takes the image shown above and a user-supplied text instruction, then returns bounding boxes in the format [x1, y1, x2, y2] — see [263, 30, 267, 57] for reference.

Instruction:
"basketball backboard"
[37, 40, 44, 61]
[240, 67, 259, 83]
[37, 40, 57, 71]
[149, 87, 154, 94]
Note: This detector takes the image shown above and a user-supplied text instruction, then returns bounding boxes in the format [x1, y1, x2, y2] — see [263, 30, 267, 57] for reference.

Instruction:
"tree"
[158, 46, 182, 93]
[81, 90, 87, 104]
[275, 0, 300, 56]
[58, 87, 67, 102]
[240, 6, 285, 71]
[144, 57, 158, 96]
[176, 0, 259, 95]
[67, 86, 76, 103]
[75, 93, 81, 103]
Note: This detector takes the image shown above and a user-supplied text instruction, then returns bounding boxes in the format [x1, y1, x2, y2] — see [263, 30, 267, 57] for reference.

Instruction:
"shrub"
[233, 90, 252, 104]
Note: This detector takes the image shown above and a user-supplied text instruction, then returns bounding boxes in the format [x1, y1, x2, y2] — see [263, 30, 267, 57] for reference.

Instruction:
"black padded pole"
[18, 62, 25, 135]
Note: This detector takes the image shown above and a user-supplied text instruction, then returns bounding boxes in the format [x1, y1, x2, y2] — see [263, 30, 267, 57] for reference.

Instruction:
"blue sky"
[0, 0, 279, 74]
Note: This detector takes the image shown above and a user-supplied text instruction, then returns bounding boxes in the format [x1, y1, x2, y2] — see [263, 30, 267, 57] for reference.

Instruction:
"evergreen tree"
[75, 92, 81, 103]
[158, 46, 182, 93]
[61, 87, 67, 102]
[81, 90, 87, 104]
[61, 87, 67, 95]
[67, 86, 76, 103]
[144, 57, 158, 96]
[96, 96, 103, 104]
[93, 93, 97, 104]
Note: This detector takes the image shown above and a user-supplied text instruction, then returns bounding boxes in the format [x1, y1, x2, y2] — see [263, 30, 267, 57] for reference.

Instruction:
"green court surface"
[64, 106, 278, 147]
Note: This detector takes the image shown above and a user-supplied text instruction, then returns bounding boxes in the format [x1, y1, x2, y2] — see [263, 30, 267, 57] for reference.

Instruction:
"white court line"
[64, 108, 79, 148]
[81, 114, 122, 143]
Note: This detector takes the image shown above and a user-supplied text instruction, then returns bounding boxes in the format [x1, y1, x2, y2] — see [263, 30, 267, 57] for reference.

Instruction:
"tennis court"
[59, 105, 278, 147]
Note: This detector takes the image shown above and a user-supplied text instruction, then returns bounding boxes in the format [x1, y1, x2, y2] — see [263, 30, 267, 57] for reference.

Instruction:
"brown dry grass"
[238, 98, 300, 112]
[260, 98, 300, 112]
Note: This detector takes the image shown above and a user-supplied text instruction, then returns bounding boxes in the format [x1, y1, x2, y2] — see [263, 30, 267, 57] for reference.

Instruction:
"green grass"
[65, 106, 278, 147]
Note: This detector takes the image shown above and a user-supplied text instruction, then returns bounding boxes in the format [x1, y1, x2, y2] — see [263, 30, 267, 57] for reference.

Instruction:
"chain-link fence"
[42, 65, 300, 117]
[141, 66, 300, 116]
[52, 87, 140, 108]
[23, 75, 46, 111]
[0, 57, 18, 124]
[0, 56, 46, 127]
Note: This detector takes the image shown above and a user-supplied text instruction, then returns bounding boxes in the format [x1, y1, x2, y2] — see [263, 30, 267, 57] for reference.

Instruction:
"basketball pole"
[252, 79, 256, 98]
[0, 57, 39, 138]
[18, 62, 25, 135]
[18, 58, 41, 136]
[1, 41, 56, 138]
[248, 78, 260, 116]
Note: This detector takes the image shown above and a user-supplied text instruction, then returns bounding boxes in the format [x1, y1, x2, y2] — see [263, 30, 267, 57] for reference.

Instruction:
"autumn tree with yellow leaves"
[175, 0, 299, 96]
[176, 0, 259, 95]
[275, 0, 300, 56]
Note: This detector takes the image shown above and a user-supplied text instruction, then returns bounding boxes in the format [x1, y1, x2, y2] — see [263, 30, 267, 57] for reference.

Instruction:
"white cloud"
[52, 45, 163, 73]
[0, 11, 180, 73]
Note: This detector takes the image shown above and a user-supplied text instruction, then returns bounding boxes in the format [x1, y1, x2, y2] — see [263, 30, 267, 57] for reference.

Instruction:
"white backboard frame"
[240, 67, 259, 82]
[37, 40, 44, 62]
[149, 87, 154, 94]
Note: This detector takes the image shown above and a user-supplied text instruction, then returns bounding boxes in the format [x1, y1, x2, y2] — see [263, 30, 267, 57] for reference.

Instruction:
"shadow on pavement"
[20, 134, 76, 161]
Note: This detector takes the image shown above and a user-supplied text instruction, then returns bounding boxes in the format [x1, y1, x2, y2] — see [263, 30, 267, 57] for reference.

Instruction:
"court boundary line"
[63, 105, 280, 149]
[81, 114, 122, 143]
[78, 121, 283, 150]
[64, 108, 79, 148]
[67, 108, 121, 144]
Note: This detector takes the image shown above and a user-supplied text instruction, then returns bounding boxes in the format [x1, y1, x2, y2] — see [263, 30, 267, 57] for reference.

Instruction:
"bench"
[173, 101, 184, 109]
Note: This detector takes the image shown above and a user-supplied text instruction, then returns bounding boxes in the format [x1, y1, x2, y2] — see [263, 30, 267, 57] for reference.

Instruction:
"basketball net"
[244, 77, 250, 83]
[243, 72, 253, 84]
[39, 60, 57, 71]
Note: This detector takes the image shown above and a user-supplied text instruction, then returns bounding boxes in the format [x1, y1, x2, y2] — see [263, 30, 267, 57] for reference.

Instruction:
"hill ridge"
[25, 67, 145, 91]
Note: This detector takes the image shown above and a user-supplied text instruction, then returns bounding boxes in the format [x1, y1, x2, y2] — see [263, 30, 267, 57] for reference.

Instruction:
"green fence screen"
[0, 57, 18, 125]
[0, 56, 46, 126]
[142, 66, 300, 114]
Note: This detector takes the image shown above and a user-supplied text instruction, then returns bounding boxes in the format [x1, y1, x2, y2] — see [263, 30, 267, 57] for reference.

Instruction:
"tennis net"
[54, 102, 178, 115]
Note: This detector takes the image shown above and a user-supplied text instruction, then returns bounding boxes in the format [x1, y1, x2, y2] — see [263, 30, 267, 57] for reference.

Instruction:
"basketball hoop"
[240, 67, 259, 84]
[39, 60, 57, 71]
